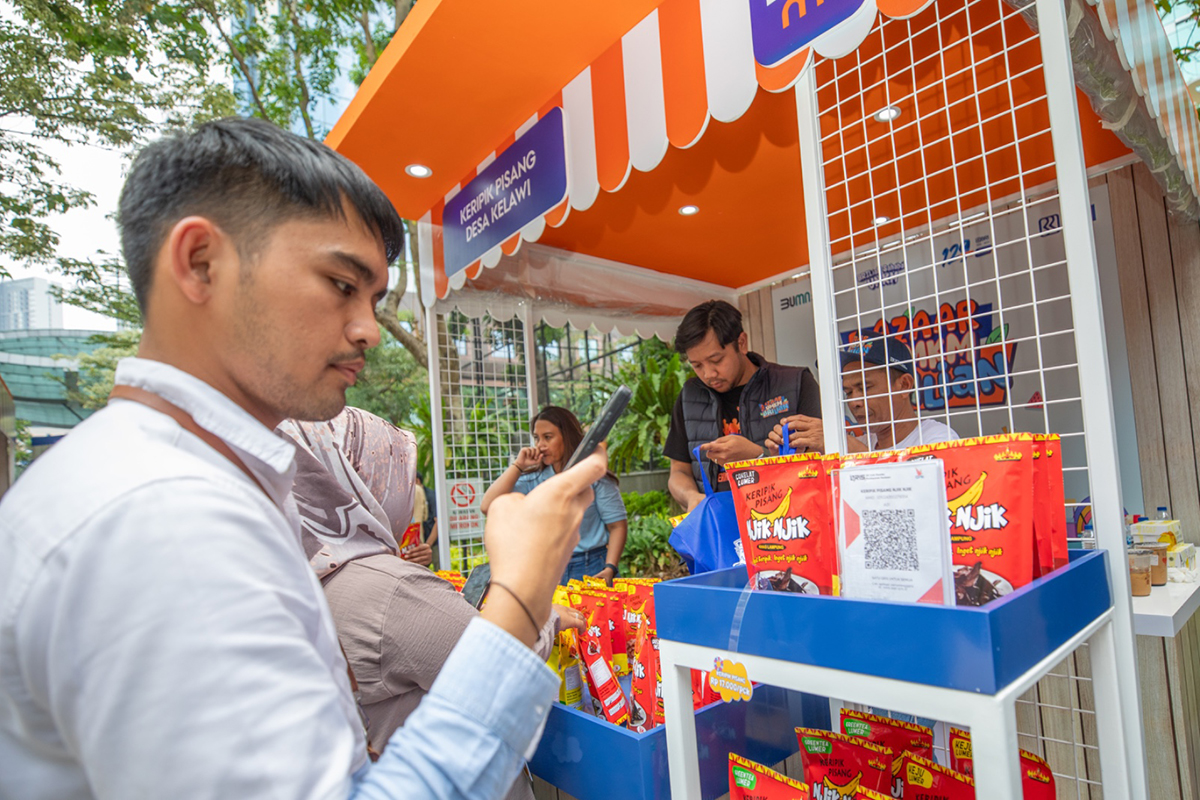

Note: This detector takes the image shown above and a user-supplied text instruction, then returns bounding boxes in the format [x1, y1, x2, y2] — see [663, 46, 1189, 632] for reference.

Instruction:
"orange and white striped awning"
[419, 0, 935, 302]
[327, 0, 1198, 305]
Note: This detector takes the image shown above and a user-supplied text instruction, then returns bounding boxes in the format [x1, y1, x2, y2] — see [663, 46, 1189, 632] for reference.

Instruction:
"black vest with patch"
[681, 352, 820, 489]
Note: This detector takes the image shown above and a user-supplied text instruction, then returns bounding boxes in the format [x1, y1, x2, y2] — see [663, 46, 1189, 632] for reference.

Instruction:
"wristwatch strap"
[605, 562, 620, 577]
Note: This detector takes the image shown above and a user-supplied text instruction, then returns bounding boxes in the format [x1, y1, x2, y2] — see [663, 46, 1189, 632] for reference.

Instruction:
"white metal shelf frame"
[661, 609, 1121, 798]
[792, 0, 1144, 794]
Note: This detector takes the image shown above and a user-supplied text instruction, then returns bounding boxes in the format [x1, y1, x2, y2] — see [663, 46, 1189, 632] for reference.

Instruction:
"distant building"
[0, 278, 63, 331]
[0, 329, 106, 436]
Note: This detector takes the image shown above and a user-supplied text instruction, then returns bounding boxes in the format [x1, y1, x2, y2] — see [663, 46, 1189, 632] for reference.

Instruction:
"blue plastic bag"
[668, 446, 743, 574]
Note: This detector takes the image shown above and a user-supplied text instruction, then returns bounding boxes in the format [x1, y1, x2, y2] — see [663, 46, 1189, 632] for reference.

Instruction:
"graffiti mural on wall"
[841, 300, 1018, 411]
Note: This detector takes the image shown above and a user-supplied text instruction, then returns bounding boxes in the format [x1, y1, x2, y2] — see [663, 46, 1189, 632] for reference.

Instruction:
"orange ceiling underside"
[326, 0, 666, 221]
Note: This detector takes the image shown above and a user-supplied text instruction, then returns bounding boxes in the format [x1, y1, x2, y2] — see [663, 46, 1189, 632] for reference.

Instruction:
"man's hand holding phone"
[480, 445, 608, 649]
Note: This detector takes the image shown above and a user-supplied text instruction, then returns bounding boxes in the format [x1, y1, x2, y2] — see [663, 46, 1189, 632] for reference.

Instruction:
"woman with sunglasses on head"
[483, 406, 628, 585]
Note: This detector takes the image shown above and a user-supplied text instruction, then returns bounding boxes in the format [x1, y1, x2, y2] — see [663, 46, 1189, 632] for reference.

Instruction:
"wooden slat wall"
[1108, 163, 1200, 540]
[1105, 162, 1200, 797]
[741, 276, 807, 367]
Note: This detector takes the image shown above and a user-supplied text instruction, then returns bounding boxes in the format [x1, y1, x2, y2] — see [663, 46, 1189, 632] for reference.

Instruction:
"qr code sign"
[863, 509, 919, 571]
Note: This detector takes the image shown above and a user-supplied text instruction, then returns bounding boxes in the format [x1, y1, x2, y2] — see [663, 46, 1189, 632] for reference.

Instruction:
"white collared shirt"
[0, 357, 559, 800]
[0, 358, 367, 799]
[864, 418, 959, 451]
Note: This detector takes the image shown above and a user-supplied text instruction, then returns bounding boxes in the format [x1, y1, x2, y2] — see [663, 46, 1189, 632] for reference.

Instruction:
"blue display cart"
[655, 551, 1134, 799]
[529, 684, 827, 800]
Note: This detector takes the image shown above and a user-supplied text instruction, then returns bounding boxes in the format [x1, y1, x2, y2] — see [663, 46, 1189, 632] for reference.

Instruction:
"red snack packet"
[840, 709, 933, 795]
[434, 570, 465, 591]
[948, 727, 973, 777]
[587, 584, 631, 675]
[651, 628, 665, 726]
[726, 454, 838, 595]
[616, 578, 658, 639]
[397, 522, 423, 558]
[1041, 435, 1069, 570]
[902, 752, 974, 800]
[1030, 440, 1050, 578]
[627, 617, 658, 732]
[908, 434, 1039, 605]
[692, 669, 719, 710]
[853, 790, 890, 800]
[1021, 750, 1055, 800]
[796, 727, 892, 798]
[571, 591, 629, 725]
[729, 753, 809, 799]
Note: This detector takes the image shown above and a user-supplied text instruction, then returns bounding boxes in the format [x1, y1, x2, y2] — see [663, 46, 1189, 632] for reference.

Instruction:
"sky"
[1, 38, 363, 335]
[2, 135, 127, 332]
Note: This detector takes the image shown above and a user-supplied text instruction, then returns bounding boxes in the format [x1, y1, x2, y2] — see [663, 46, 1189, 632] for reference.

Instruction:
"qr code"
[863, 509, 919, 571]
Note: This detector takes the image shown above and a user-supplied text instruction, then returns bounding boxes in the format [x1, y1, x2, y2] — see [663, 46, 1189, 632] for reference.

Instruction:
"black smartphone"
[563, 385, 632, 471]
[461, 562, 492, 610]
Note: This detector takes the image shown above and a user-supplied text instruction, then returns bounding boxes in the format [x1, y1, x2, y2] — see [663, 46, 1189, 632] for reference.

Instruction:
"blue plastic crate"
[529, 685, 827, 800]
[654, 550, 1112, 694]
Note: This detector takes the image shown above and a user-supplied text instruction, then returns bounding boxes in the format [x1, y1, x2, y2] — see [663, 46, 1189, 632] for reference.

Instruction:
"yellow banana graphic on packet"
[749, 487, 793, 523]
[947, 471, 987, 513]
[823, 774, 861, 799]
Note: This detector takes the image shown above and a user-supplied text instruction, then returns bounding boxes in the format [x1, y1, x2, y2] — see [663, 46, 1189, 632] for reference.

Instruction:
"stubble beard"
[229, 289, 349, 424]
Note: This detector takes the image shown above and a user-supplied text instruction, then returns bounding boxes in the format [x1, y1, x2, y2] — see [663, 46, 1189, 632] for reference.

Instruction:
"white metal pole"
[659, 641, 703, 800]
[795, 71, 846, 455]
[1034, 0, 1146, 793]
[426, 304, 453, 571]
[522, 302, 540, 413]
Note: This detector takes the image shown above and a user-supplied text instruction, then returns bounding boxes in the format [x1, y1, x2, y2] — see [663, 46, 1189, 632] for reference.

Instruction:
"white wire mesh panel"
[817, 0, 1097, 542]
[435, 310, 532, 574]
[811, 0, 1105, 793]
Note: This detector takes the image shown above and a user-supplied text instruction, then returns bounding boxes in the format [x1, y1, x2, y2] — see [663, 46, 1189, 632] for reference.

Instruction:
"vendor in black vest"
[663, 300, 822, 511]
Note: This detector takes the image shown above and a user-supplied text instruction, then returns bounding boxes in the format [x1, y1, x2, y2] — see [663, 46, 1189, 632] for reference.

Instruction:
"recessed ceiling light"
[678, 204, 700, 216]
[873, 105, 902, 123]
[874, 215, 892, 225]
[405, 163, 433, 178]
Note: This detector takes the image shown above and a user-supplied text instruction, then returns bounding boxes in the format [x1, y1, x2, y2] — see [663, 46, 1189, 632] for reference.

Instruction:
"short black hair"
[118, 116, 404, 314]
[674, 300, 743, 354]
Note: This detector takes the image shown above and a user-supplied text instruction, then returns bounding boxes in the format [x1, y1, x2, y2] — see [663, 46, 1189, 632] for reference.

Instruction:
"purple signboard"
[443, 107, 568, 277]
[748, 0, 867, 67]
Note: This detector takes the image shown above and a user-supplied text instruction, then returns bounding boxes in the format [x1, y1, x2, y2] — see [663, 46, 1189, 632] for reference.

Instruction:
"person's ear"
[737, 331, 749, 354]
[162, 216, 232, 306]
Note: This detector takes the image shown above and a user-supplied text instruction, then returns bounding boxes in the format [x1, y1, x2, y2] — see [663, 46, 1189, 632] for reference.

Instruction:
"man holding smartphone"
[0, 117, 604, 800]
[664, 300, 822, 511]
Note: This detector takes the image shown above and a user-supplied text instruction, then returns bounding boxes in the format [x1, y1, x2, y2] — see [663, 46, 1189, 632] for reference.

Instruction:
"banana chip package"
[728, 753, 809, 799]
[840, 710, 933, 796]
[905, 434, 1040, 606]
[796, 727, 892, 799]
[726, 454, 837, 595]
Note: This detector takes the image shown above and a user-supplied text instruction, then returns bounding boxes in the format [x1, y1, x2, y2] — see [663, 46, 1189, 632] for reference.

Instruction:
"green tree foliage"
[1156, 0, 1200, 64]
[59, 330, 142, 410]
[1, 0, 235, 270]
[599, 339, 692, 474]
[345, 326, 428, 424]
[620, 490, 686, 579]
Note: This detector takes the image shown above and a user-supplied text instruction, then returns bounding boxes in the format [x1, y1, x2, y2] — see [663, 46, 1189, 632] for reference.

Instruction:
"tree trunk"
[394, 0, 416, 32]
[359, 10, 377, 67]
[202, 2, 272, 122]
[375, 221, 429, 366]
[286, 0, 315, 139]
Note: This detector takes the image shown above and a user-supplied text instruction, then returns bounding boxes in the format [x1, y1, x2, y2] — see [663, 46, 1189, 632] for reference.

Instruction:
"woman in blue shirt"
[482, 406, 628, 584]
